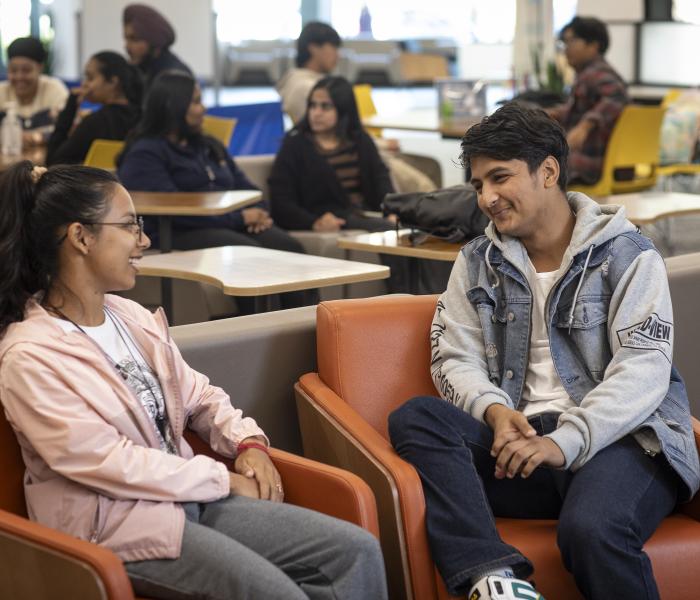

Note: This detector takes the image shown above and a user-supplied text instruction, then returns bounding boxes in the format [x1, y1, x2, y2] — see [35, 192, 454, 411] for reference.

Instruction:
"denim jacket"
[431, 193, 700, 499]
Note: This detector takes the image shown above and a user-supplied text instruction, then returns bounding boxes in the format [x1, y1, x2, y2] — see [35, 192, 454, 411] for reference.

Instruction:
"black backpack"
[382, 184, 490, 243]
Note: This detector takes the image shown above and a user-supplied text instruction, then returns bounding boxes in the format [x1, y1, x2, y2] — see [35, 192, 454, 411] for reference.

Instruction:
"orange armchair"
[296, 294, 700, 600]
[0, 411, 380, 599]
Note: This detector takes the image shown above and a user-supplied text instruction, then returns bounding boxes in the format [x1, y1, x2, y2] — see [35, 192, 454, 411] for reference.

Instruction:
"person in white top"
[0, 37, 69, 147]
[276, 21, 436, 193]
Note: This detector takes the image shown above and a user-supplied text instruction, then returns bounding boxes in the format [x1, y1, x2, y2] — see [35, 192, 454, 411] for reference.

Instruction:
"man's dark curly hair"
[460, 102, 569, 191]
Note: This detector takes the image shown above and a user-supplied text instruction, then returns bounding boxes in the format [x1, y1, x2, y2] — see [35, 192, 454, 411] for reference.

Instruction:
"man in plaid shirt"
[551, 17, 629, 185]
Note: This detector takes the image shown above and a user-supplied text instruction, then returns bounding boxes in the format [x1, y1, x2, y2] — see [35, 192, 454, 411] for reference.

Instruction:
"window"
[329, 1, 516, 44]
[0, 0, 31, 60]
[674, 0, 700, 24]
[214, 0, 301, 44]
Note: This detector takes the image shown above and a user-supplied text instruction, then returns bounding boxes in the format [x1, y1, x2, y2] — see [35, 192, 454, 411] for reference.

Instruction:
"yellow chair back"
[202, 115, 237, 148]
[83, 139, 125, 171]
[353, 84, 382, 137]
[568, 105, 666, 197]
[661, 88, 683, 109]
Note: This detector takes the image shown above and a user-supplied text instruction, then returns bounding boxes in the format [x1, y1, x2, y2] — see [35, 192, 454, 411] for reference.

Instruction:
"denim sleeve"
[547, 249, 673, 469]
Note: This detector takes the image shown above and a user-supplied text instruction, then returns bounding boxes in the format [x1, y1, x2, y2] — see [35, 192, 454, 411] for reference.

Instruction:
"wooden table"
[0, 147, 46, 171]
[136, 246, 390, 311]
[599, 191, 700, 254]
[131, 189, 262, 318]
[131, 190, 262, 251]
[598, 191, 700, 224]
[362, 111, 481, 139]
[338, 229, 461, 292]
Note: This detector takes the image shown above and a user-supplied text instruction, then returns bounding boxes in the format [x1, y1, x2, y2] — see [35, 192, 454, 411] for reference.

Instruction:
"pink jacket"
[0, 295, 267, 562]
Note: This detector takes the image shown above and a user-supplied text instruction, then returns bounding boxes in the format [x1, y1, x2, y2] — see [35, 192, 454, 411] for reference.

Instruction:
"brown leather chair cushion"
[317, 294, 439, 438]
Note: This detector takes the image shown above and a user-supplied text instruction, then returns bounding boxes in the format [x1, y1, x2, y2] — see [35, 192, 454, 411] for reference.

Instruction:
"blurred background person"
[0, 36, 68, 147]
[549, 16, 628, 185]
[122, 3, 192, 90]
[46, 51, 142, 166]
[118, 69, 309, 310]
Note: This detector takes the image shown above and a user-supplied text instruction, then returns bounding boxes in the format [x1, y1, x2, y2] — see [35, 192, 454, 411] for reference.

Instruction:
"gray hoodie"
[431, 192, 699, 494]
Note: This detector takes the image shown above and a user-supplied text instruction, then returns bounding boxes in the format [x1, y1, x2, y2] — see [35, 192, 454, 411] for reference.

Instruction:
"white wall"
[606, 23, 636, 82]
[576, 0, 644, 22]
[458, 44, 513, 81]
[49, 0, 81, 79]
[81, 0, 214, 80]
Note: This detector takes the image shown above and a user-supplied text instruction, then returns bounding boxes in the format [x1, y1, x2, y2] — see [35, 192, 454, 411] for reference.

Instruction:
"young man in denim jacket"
[389, 103, 700, 600]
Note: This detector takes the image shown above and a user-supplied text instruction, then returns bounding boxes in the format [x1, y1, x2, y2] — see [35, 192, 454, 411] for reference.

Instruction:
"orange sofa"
[296, 294, 700, 599]
[0, 407, 381, 599]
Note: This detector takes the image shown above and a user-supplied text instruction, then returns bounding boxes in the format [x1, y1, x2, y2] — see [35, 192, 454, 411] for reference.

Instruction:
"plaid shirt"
[556, 57, 629, 185]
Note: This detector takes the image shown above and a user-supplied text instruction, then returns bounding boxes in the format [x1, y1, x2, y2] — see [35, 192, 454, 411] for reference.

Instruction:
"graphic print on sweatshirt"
[616, 312, 672, 363]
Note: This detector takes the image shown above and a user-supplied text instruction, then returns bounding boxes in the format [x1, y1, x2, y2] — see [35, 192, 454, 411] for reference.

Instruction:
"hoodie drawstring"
[485, 242, 500, 289]
[567, 244, 595, 334]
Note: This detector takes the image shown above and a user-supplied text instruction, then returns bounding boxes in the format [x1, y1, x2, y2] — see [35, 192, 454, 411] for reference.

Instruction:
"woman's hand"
[70, 83, 89, 106]
[242, 208, 273, 234]
[312, 211, 346, 232]
[234, 441, 284, 502]
[228, 472, 261, 499]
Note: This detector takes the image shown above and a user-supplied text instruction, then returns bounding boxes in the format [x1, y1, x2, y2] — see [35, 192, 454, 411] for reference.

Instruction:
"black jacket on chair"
[268, 129, 394, 230]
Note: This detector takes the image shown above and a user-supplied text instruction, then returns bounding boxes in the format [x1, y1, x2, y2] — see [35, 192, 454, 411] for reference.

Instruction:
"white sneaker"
[468, 575, 545, 600]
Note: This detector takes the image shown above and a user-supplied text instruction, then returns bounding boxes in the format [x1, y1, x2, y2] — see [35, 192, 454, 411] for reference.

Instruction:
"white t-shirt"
[0, 74, 69, 127]
[521, 259, 576, 417]
[54, 309, 177, 454]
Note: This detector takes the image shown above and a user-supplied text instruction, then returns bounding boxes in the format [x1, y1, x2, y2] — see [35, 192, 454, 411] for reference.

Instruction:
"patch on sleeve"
[616, 313, 672, 363]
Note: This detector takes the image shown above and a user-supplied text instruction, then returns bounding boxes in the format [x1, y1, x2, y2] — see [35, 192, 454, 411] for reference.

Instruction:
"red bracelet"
[237, 441, 270, 455]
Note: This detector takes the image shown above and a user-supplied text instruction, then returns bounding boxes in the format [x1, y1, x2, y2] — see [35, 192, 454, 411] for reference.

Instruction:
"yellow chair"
[202, 115, 237, 148]
[568, 104, 666, 197]
[661, 88, 683, 109]
[353, 84, 382, 138]
[83, 139, 125, 171]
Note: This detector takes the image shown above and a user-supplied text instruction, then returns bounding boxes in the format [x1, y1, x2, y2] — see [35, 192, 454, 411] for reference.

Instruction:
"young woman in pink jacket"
[0, 161, 387, 600]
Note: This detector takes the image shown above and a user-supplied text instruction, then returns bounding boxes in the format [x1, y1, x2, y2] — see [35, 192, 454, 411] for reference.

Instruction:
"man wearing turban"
[123, 4, 192, 89]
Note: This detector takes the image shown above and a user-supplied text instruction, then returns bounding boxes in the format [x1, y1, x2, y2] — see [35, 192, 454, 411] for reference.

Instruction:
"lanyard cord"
[48, 305, 170, 442]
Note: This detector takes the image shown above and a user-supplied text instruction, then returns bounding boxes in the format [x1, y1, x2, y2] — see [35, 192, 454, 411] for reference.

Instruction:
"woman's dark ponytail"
[0, 162, 118, 336]
[0, 161, 43, 335]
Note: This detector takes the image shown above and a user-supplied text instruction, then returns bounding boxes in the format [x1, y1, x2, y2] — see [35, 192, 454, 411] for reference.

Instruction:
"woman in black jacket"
[46, 52, 142, 166]
[269, 76, 396, 233]
[269, 75, 414, 292]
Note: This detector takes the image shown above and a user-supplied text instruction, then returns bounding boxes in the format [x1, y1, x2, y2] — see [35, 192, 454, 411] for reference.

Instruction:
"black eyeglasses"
[82, 216, 145, 242]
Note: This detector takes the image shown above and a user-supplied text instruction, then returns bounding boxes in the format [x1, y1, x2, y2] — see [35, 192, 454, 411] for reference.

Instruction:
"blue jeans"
[388, 396, 680, 599]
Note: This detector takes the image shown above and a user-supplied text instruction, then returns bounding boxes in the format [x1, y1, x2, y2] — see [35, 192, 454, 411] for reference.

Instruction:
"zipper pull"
[205, 165, 215, 181]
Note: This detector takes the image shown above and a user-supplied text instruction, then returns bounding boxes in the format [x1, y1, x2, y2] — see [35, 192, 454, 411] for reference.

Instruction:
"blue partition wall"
[207, 102, 285, 156]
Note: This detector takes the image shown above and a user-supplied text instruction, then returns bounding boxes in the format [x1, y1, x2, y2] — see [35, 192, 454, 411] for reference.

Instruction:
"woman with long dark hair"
[118, 69, 308, 309]
[269, 76, 415, 291]
[0, 161, 387, 600]
[118, 69, 301, 253]
[269, 75, 395, 233]
[46, 51, 142, 166]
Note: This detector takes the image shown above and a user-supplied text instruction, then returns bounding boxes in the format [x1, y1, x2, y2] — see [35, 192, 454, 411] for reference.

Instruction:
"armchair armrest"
[678, 417, 700, 520]
[296, 373, 443, 600]
[0, 508, 135, 600]
[182, 430, 379, 535]
[270, 448, 379, 536]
